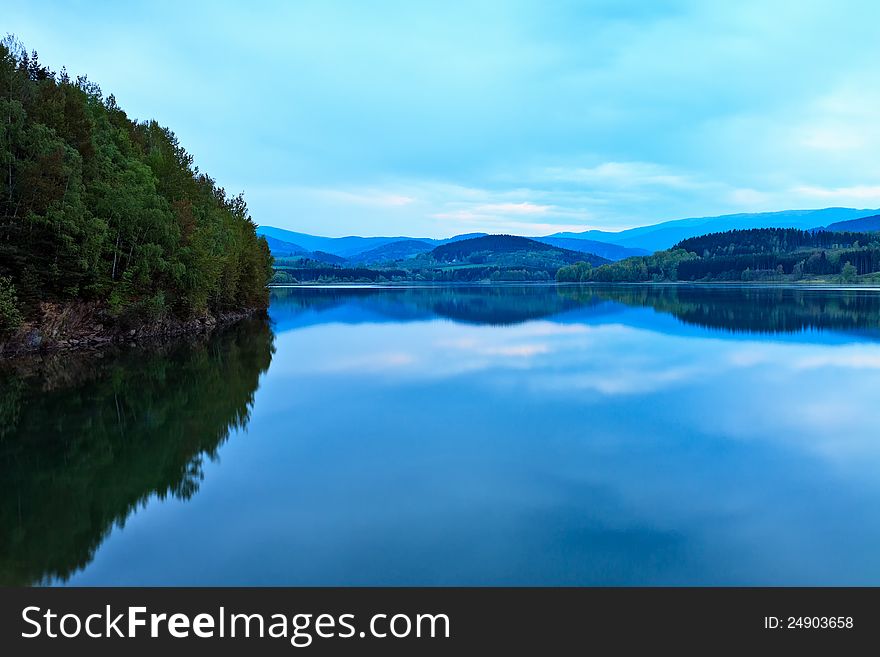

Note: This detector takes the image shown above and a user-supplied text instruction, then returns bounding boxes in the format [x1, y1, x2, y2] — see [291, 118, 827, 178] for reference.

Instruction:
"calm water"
[4, 284, 880, 585]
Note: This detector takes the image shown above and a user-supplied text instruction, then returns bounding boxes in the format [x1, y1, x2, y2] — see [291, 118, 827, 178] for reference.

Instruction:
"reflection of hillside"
[272, 284, 880, 337]
[270, 286, 601, 326]
[0, 319, 274, 585]
[575, 285, 880, 335]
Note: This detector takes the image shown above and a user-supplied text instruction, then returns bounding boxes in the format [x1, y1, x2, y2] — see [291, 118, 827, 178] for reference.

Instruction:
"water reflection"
[580, 285, 880, 336]
[271, 284, 880, 337]
[5, 285, 880, 585]
[0, 319, 273, 584]
[259, 285, 880, 585]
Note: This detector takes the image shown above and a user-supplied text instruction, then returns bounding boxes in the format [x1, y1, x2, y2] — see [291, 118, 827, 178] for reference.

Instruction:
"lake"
[4, 284, 880, 585]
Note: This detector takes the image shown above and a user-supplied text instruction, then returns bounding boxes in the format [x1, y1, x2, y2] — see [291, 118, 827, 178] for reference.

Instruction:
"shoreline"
[0, 302, 267, 359]
[269, 280, 880, 290]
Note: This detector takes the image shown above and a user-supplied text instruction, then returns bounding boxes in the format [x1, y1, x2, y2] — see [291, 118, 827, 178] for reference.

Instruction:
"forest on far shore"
[557, 228, 880, 283]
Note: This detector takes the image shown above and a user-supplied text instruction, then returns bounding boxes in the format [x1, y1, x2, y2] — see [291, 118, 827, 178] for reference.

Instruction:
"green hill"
[559, 227, 880, 283]
[268, 234, 610, 284]
[534, 236, 649, 261]
[549, 208, 880, 252]
[263, 236, 308, 256]
[0, 38, 273, 346]
[823, 214, 880, 233]
[429, 234, 607, 266]
[675, 228, 872, 257]
[352, 239, 435, 264]
[401, 235, 609, 283]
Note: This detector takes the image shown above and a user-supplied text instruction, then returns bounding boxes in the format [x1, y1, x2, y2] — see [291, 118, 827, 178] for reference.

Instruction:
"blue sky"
[6, 1, 880, 237]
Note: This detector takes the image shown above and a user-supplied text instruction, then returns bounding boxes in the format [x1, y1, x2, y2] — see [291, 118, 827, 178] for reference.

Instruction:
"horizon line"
[256, 205, 880, 242]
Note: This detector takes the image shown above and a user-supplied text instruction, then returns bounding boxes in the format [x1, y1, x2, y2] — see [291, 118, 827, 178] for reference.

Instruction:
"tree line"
[675, 227, 876, 257]
[558, 228, 880, 283]
[0, 37, 272, 335]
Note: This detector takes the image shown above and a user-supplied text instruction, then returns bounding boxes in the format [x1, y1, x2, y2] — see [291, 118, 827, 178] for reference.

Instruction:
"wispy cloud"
[16, 1, 880, 235]
[429, 211, 590, 235]
[429, 198, 588, 233]
[791, 185, 880, 203]
[539, 161, 704, 190]
[314, 189, 416, 207]
[474, 201, 552, 215]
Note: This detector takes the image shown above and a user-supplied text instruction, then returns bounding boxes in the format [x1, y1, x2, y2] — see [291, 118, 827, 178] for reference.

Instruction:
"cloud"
[308, 189, 416, 207]
[725, 188, 772, 207]
[474, 202, 552, 215]
[430, 198, 589, 233]
[791, 185, 880, 203]
[799, 126, 863, 153]
[428, 212, 591, 235]
[540, 161, 704, 190]
[319, 351, 417, 373]
[10, 1, 880, 236]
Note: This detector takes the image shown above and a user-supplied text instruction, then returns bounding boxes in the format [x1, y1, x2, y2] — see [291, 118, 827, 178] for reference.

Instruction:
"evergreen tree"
[0, 37, 272, 331]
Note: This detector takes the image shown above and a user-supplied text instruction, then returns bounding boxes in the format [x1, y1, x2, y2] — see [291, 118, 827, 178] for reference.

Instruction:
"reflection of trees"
[0, 319, 274, 585]
[563, 285, 880, 335]
[273, 284, 880, 335]
[271, 286, 599, 326]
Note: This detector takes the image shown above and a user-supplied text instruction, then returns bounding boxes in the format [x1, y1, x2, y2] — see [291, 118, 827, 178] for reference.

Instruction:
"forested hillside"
[822, 214, 880, 233]
[558, 228, 880, 283]
[429, 234, 571, 261]
[270, 234, 610, 283]
[0, 38, 272, 341]
[676, 228, 870, 257]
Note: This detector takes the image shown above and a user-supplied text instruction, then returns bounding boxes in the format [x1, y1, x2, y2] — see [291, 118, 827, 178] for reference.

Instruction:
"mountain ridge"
[547, 208, 880, 251]
[258, 207, 880, 261]
[533, 236, 649, 260]
[821, 214, 880, 233]
[350, 239, 436, 264]
[256, 226, 488, 259]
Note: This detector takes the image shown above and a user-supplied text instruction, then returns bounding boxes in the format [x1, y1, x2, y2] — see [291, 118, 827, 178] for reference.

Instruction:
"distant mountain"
[257, 226, 400, 258]
[534, 236, 648, 261]
[262, 232, 349, 265]
[351, 239, 435, 264]
[257, 226, 489, 258]
[440, 232, 490, 244]
[260, 207, 880, 259]
[429, 234, 609, 267]
[821, 214, 880, 233]
[262, 235, 308, 256]
[309, 251, 348, 266]
[549, 208, 880, 252]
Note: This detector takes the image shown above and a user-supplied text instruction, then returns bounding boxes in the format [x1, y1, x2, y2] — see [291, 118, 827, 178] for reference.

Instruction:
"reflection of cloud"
[483, 344, 549, 357]
[320, 352, 416, 373]
[517, 323, 591, 336]
[726, 343, 880, 371]
[532, 365, 706, 396]
[687, 344, 880, 466]
[274, 315, 880, 470]
[438, 336, 549, 357]
[437, 337, 479, 349]
[726, 347, 774, 367]
[794, 351, 880, 370]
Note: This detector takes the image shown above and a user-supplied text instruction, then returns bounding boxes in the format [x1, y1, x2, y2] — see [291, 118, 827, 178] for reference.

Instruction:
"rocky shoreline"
[0, 301, 265, 358]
